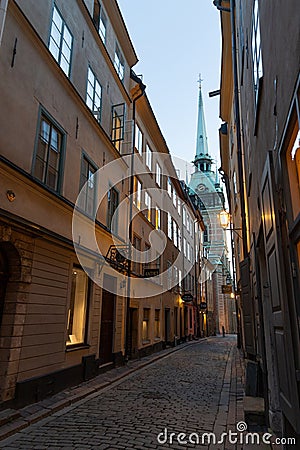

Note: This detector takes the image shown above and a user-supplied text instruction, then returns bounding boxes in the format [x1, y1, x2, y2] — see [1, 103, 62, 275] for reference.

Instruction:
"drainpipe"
[124, 70, 146, 361]
[0, 0, 8, 47]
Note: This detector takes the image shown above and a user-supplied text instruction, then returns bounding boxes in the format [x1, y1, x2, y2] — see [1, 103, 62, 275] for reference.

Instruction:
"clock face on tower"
[197, 183, 206, 192]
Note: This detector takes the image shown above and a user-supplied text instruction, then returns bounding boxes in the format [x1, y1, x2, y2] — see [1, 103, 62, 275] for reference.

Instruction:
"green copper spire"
[195, 76, 209, 159]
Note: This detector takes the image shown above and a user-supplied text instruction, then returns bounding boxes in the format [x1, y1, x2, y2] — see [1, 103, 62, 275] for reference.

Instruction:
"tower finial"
[198, 73, 203, 89]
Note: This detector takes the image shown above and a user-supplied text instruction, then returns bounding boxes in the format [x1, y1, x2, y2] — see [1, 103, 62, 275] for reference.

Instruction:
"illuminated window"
[66, 267, 89, 347]
[134, 177, 142, 210]
[155, 206, 161, 230]
[142, 308, 150, 341]
[145, 191, 152, 222]
[49, 6, 73, 77]
[154, 309, 160, 338]
[111, 103, 125, 152]
[33, 113, 64, 192]
[146, 144, 152, 170]
[135, 123, 143, 155]
[86, 67, 102, 123]
[252, 0, 263, 105]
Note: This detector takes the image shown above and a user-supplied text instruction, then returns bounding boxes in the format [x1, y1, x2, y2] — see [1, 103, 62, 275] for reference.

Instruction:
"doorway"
[164, 308, 170, 344]
[99, 275, 116, 365]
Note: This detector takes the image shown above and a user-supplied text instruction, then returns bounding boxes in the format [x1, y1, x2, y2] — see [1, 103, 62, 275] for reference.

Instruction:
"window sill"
[65, 344, 90, 352]
[142, 340, 150, 345]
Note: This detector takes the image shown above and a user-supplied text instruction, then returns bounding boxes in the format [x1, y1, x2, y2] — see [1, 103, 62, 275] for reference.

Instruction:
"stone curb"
[0, 338, 209, 441]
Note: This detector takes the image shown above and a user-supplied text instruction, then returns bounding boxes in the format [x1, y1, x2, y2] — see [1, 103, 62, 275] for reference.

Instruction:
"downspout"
[124, 70, 146, 361]
[0, 0, 8, 47]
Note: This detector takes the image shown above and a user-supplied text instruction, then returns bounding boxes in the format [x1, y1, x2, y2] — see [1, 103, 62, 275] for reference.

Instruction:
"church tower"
[188, 79, 230, 335]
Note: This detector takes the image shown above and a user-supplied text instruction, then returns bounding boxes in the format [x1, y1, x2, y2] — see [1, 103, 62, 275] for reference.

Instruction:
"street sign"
[222, 284, 232, 294]
[200, 302, 207, 309]
[144, 268, 159, 277]
[181, 293, 193, 302]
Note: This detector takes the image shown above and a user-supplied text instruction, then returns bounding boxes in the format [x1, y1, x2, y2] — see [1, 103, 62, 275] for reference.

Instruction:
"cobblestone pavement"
[1, 337, 240, 450]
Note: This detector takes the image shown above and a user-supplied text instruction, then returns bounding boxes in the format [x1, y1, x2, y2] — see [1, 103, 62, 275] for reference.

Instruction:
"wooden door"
[261, 152, 299, 431]
[99, 289, 115, 365]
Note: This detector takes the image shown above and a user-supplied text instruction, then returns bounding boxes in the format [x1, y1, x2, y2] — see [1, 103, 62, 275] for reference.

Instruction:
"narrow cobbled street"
[1, 336, 246, 450]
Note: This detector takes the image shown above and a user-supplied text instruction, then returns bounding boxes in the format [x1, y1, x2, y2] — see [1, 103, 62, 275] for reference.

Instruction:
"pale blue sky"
[117, 0, 222, 175]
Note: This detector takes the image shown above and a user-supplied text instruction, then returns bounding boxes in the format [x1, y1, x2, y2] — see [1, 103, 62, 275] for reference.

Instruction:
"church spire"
[195, 75, 209, 158]
[193, 76, 212, 172]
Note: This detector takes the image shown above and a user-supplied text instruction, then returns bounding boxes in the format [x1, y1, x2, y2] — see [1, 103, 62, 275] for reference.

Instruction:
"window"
[178, 269, 182, 293]
[154, 309, 160, 338]
[79, 155, 97, 216]
[114, 43, 124, 80]
[66, 267, 89, 346]
[167, 260, 172, 290]
[49, 6, 73, 77]
[252, 0, 263, 105]
[93, 1, 107, 43]
[132, 235, 141, 275]
[177, 198, 181, 215]
[178, 227, 182, 251]
[142, 308, 150, 341]
[167, 177, 172, 196]
[167, 212, 172, 239]
[134, 177, 142, 210]
[182, 207, 186, 227]
[187, 242, 191, 261]
[86, 67, 102, 123]
[155, 206, 161, 230]
[111, 103, 125, 152]
[183, 237, 187, 257]
[135, 124, 143, 155]
[107, 187, 119, 233]
[33, 113, 64, 191]
[156, 162, 162, 187]
[173, 220, 178, 247]
[145, 191, 152, 222]
[173, 266, 179, 286]
[146, 144, 152, 170]
[173, 189, 177, 208]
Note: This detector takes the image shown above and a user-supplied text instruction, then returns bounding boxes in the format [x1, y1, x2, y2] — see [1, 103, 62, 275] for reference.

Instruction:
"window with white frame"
[167, 177, 172, 196]
[135, 123, 143, 155]
[177, 198, 181, 215]
[173, 220, 178, 247]
[167, 212, 172, 239]
[66, 266, 89, 346]
[134, 177, 142, 210]
[178, 268, 182, 293]
[252, 0, 263, 105]
[182, 207, 186, 227]
[183, 237, 187, 257]
[114, 43, 124, 80]
[86, 67, 102, 123]
[93, 1, 107, 44]
[155, 206, 161, 230]
[145, 191, 152, 222]
[156, 162, 162, 187]
[187, 242, 191, 261]
[173, 189, 177, 208]
[49, 6, 73, 77]
[146, 144, 152, 170]
[178, 227, 182, 251]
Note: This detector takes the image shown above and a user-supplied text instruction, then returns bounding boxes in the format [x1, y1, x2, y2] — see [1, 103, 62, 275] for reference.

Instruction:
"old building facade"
[0, 0, 203, 407]
[217, 0, 300, 442]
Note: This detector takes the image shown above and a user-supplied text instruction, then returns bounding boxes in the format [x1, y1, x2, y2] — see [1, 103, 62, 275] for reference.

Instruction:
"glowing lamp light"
[219, 210, 230, 229]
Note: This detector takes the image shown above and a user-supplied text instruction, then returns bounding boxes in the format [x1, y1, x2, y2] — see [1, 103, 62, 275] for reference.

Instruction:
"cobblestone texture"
[1, 337, 246, 450]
